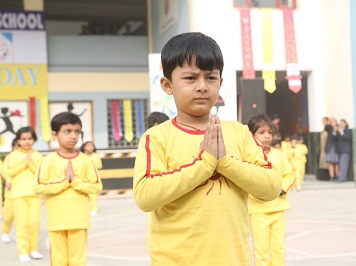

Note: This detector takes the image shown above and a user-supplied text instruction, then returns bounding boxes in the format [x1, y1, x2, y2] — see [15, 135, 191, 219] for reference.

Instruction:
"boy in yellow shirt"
[35, 112, 102, 266]
[133, 32, 282, 265]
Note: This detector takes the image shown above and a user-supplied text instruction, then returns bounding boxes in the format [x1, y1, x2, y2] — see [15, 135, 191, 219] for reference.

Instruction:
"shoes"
[30, 251, 44, 259]
[2, 234, 11, 243]
[91, 211, 97, 216]
[19, 254, 31, 262]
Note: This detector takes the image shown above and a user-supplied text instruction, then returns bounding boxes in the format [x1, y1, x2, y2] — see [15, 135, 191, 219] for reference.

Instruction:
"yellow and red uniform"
[287, 144, 307, 190]
[35, 151, 102, 266]
[5, 147, 43, 257]
[87, 152, 102, 213]
[134, 118, 282, 266]
[248, 148, 295, 266]
[1, 154, 14, 236]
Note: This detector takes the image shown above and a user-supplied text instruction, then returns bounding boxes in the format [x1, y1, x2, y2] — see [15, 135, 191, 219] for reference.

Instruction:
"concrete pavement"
[1, 175, 355, 265]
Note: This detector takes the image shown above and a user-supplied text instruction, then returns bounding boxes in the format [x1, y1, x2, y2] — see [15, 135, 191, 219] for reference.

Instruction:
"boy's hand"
[66, 160, 75, 182]
[26, 151, 32, 161]
[200, 115, 219, 158]
[216, 116, 226, 159]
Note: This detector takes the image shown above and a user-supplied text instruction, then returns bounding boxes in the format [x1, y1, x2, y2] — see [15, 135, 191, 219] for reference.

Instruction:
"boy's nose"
[196, 79, 208, 92]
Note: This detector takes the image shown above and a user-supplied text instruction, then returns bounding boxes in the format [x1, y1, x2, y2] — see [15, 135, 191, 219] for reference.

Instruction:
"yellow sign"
[0, 64, 48, 99]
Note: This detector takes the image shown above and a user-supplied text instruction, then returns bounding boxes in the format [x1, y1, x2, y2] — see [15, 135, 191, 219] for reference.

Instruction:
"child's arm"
[27, 152, 42, 174]
[70, 160, 102, 195]
[134, 135, 217, 212]
[34, 159, 71, 196]
[280, 153, 295, 195]
[5, 153, 28, 178]
[216, 125, 282, 201]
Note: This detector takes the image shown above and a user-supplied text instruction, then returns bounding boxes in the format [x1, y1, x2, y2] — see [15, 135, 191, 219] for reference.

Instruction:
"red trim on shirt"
[56, 150, 80, 159]
[144, 137, 204, 178]
[172, 117, 205, 135]
[145, 135, 151, 176]
[250, 132, 273, 169]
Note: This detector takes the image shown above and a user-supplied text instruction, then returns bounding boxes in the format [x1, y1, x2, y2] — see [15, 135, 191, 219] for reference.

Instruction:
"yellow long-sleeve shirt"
[4, 148, 43, 200]
[35, 151, 103, 231]
[134, 118, 282, 266]
[248, 148, 295, 214]
[88, 152, 102, 170]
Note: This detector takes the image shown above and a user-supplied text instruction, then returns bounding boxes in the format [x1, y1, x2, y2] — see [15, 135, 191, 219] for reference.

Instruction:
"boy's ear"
[160, 77, 173, 95]
[52, 131, 57, 140]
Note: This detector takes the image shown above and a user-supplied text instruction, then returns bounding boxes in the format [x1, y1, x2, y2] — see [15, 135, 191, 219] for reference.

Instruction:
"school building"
[1, 0, 355, 188]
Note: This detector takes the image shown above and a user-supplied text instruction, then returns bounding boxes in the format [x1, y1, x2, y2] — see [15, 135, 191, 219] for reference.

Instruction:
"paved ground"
[1, 175, 356, 265]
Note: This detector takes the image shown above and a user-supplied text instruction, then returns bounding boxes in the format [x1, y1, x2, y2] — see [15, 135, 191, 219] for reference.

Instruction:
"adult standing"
[337, 119, 352, 182]
[324, 117, 339, 180]
[317, 117, 330, 180]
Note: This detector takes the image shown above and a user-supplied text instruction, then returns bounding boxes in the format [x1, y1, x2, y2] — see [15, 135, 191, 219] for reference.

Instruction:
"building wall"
[191, 0, 354, 131]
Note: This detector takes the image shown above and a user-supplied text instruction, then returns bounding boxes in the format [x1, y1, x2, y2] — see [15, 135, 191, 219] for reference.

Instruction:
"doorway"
[237, 70, 309, 139]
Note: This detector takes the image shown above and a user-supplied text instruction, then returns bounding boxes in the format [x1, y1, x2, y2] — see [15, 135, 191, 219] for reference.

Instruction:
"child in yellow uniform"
[297, 135, 308, 184]
[80, 141, 102, 216]
[287, 134, 305, 191]
[5, 127, 43, 262]
[133, 32, 282, 265]
[247, 115, 295, 266]
[35, 112, 102, 266]
[1, 138, 18, 244]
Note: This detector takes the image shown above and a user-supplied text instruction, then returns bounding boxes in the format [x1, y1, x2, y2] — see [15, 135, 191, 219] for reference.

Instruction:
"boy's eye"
[184, 76, 195, 80]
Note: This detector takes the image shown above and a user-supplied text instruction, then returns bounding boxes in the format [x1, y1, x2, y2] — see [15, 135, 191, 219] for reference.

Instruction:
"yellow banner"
[262, 9, 276, 93]
[123, 99, 134, 142]
[0, 64, 48, 99]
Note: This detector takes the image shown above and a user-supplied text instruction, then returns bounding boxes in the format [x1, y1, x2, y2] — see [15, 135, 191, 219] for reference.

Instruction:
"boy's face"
[254, 124, 272, 148]
[52, 123, 81, 151]
[161, 59, 222, 118]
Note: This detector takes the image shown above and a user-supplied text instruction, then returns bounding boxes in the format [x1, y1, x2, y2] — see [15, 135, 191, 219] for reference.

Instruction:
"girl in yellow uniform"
[1, 138, 18, 244]
[287, 135, 307, 191]
[248, 115, 295, 266]
[80, 141, 102, 216]
[5, 127, 43, 262]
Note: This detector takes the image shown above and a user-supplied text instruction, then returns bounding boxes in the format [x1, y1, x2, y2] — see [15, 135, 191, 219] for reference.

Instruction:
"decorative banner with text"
[283, 8, 302, 93]
[240, 8, 255, 79]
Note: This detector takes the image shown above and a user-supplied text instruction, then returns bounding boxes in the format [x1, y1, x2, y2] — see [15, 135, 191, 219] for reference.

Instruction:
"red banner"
[29, 97, 37, 131]
[283, 8, 302, 93]
[240, 8, 255, 79]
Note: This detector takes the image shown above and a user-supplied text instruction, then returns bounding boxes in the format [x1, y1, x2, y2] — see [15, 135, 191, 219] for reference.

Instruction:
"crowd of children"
[0, 112, 102, 265]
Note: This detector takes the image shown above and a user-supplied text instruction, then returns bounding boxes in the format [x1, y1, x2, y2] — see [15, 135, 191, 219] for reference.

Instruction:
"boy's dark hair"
[51, 112, 82, 133]
[247, 114, 274, 135]
[80, 141, 96, 153]
[271, 139, 282, 147]
[16, 126, 37, 142]
[147, 112, 169, 128]
[161, 32, 224, 80]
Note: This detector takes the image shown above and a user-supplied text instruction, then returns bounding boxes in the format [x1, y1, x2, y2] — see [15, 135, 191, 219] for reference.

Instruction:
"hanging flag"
[262, 9, 276, 93]
[283, 8, 302, 93]
[29, 97, 37, 131]
[40, 97, 51, 142]
[123, 99, 134, 142]
[111, 100, 123, 142]
[240, 8, 255, 79]
[135, 100, 145, 138]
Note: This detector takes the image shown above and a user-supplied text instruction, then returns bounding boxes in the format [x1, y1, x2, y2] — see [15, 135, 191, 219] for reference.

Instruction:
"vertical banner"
[262, 9, 276, 93]
[29, 97, 37, 130]
[0, 11, 48, 151]
[123, 99, 134, 142]
[111, 100, 122, 142]
[135, 100, 145, 138]
[149, 53, 177, 118]
[240, 8, 255, 79]
[283, 8, 302, 93]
